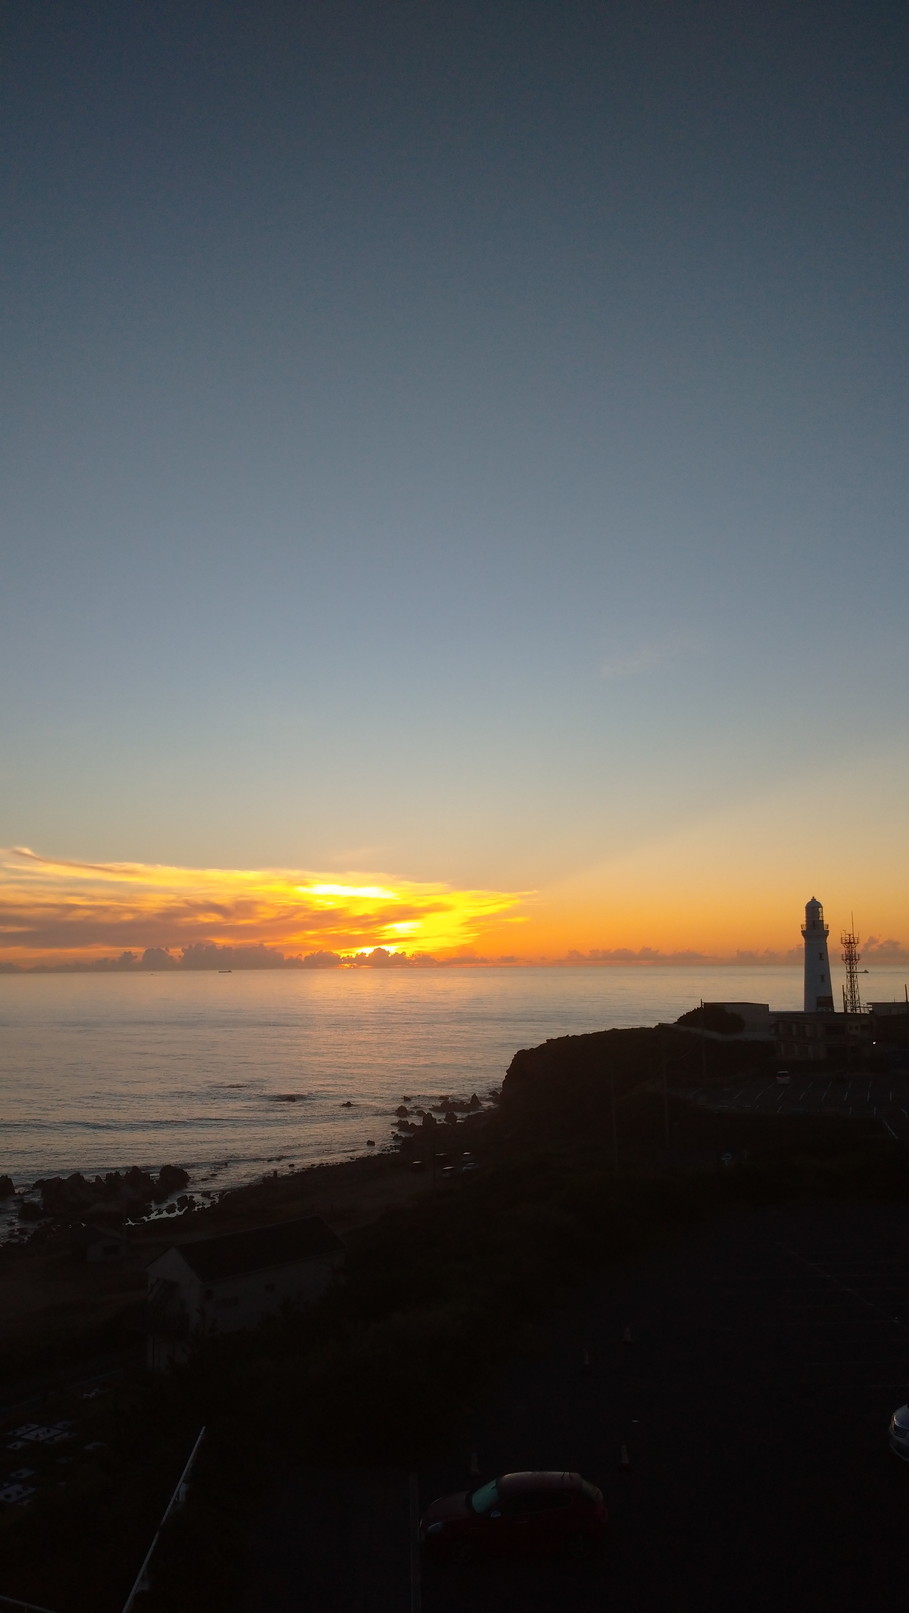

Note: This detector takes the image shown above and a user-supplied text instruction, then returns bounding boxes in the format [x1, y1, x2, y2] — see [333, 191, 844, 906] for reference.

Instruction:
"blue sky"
[3, 0, 908, 959]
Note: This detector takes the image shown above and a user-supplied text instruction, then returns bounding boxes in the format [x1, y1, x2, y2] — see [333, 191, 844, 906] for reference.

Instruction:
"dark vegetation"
[676, 1003, 746, 1034]
[3, 1026, 909, 1611]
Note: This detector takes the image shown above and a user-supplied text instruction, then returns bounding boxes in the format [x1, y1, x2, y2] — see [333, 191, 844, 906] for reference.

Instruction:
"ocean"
[2, 964, 905, 1205]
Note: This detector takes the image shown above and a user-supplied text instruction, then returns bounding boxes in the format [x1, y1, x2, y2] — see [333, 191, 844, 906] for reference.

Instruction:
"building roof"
[74, 1222, 127, 1243]
[175, 1216, 343, 1282]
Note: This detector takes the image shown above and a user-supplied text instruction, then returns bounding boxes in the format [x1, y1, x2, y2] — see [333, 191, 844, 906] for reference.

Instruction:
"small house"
[146, 1215, 343, 1370]
[71, 1222, 128, 1263]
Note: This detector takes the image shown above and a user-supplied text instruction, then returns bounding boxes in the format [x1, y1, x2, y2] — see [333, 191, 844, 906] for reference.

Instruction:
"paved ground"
[248, 1199, 909, 1612]
[689, 1071, 909, 1139]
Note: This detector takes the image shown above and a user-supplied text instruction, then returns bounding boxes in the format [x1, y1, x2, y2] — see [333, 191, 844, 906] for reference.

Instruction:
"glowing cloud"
[304, 884, 400, 901]
[0, 848, 529, 968]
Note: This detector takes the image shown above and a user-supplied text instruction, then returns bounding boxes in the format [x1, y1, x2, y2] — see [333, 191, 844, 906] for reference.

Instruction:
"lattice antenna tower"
[841, 917, 863, 1015]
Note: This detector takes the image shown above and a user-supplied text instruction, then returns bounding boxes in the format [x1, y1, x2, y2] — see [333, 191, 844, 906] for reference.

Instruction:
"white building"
[701, 1002, 869, 1063]
[147, 1215, 343, 1370]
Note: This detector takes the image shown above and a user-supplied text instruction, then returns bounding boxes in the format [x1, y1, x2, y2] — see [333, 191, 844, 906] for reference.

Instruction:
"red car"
[420, 1470, 607, 1562]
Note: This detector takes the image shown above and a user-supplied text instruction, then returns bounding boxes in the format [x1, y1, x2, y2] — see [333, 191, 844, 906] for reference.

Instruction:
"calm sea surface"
[2, 965, 905, 1196]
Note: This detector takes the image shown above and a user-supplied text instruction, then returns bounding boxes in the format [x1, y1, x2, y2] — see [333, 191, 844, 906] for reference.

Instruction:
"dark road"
[248, 1199, 909, 1611]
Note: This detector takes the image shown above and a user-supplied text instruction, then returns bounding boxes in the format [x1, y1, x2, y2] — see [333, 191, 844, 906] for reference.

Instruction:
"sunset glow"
[3, 4, 908, 981]
[0, 848, 529, 968]
[305, 885, 400, 901]
[2, 842, 908, 970]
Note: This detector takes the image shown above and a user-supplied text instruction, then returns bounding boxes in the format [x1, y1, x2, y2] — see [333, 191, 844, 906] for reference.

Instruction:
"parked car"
[420, 1470, 607, 1562]
[776, 1070, 791, 1084]
[889, 1405, 909, 1459]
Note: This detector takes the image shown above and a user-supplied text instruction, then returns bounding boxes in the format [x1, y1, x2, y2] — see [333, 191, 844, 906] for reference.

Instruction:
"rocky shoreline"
[0, 1085, 498, 1247]
[0, 1100, 499, 1375]
[3, 1163, 193, 1230]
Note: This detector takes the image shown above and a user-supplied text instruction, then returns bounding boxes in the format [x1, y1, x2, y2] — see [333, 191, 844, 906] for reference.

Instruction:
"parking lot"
[690, 1071, 909, 1139]
[248, 1199, 909, 1611]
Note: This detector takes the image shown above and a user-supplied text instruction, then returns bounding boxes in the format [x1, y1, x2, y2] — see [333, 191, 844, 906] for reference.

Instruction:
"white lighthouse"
[802, 897, 834, 1012]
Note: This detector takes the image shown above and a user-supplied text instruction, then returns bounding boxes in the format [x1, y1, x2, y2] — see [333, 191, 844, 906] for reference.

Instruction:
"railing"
[0, 1595, 61, 1612]
[121, 1426, 206, 1613]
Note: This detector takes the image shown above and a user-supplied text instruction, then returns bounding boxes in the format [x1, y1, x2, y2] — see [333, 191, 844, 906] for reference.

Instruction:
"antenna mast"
[841, 918, 863, 1015]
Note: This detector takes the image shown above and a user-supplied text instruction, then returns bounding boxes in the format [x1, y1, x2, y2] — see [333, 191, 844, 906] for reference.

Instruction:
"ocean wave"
[1, 1116, 248, 1132]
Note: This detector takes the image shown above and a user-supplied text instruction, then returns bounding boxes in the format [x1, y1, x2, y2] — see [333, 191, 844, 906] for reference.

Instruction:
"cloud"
[600, 633, 700, 681]
[562, 945, 796, 966]
[862, 936, 909, 963]
[0, 848, 529, 968]
[349, 946, 439, 968]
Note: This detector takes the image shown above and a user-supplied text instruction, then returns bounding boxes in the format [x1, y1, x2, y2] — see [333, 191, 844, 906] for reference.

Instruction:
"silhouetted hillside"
[495, 1025, 772, 1148]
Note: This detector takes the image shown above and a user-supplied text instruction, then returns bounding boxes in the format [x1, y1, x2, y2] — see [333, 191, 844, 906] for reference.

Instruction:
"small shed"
[146, 1215, 343, 1370]
[71, 1222, 128, 1263]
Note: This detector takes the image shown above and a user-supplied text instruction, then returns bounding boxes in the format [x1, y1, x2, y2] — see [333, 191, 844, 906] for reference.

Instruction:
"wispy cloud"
[0, 848, 530, 967]
[600, 633, 700, 681]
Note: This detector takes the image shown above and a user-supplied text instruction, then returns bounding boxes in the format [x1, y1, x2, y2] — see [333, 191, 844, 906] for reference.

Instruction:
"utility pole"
[661, 1033, 670, 1152]
[610, 1069, 619, 1173]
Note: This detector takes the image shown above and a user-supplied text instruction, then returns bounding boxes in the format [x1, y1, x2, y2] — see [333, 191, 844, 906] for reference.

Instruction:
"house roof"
[174, 1216, 343, 1282]
[75, 1222, 127, 1243]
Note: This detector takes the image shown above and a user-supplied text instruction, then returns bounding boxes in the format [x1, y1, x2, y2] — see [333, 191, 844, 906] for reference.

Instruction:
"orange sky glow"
[2, 846, 907, 971]
[0, 847, 530, 967]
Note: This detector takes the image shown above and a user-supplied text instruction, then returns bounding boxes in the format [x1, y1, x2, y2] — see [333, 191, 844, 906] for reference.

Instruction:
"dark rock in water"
[402, 1095, 414, 1102]
[394, 1105, 410, 1118]
[0, 1175, 14, 1198]
[124, 1166, 156, 1196]
[156, 1165, 190, 1199]
[340, 1100, 353, 1107]
[35, 1164, 183, 1221]
[18, 1201, 43, 1222]
[444, 1110, 459, 1126]
[39, 1173, 95, 1217]
[270, 1094, 299, 1103]
[84, 1202, 124, 1227]
[366, 1139, 376, 1147]
[468, 1093, 482, 1110]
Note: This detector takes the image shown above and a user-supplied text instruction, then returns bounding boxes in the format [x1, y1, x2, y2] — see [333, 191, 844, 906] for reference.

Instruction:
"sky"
[3, 0, 908, 967]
